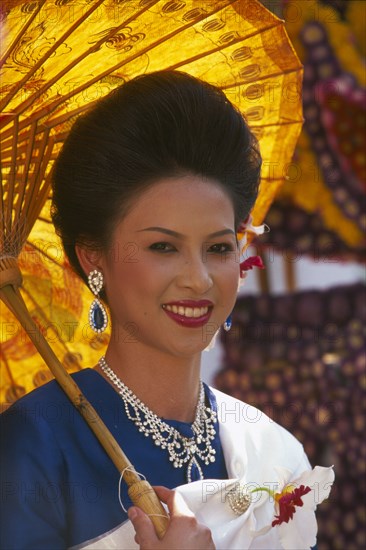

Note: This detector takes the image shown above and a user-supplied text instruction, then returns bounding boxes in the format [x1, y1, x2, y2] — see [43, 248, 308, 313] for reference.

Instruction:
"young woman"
[0, 71, 333, 549]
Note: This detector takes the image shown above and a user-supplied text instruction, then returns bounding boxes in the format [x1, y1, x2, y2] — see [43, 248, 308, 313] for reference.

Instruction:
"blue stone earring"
[223, 314, 232, 332]
[88, 270, 108, 333]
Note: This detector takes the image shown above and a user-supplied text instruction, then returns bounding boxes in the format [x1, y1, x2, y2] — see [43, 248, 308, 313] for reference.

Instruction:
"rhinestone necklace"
[99, 356, 217, 483]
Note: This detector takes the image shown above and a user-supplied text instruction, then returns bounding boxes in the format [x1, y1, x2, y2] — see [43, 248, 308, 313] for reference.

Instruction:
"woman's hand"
[128, 486, 215, 549]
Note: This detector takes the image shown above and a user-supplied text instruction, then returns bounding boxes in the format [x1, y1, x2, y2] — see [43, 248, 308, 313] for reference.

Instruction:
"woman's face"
[99, 175, 240, 357]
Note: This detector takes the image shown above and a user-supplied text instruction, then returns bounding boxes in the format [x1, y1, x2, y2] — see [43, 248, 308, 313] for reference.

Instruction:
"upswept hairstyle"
[52, 70, 262, 283]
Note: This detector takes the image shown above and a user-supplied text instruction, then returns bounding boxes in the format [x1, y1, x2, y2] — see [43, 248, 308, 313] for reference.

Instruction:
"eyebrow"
[136, 226, 236, 239]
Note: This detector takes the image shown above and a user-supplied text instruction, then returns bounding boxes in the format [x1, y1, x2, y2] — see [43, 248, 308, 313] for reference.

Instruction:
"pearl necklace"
[99, 356, 217, 483]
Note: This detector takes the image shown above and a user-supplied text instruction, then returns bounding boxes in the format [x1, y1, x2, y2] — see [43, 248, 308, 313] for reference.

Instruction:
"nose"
[176, 252, 213, 294]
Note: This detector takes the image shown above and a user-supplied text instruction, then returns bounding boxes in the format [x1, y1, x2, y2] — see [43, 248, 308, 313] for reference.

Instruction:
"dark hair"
[52, 70, 261, 283]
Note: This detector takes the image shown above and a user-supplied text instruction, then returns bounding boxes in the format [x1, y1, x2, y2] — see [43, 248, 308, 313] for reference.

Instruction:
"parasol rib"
[16, 122, 38, 222]
[0, 0, 46, 68]
[220, 65, 303, 89]
[19, 283, 84, 370]
[0, 0, 107, 112]
[5, 117, 18, 239]
[168, 20, 283, 71]
[0, 0, 153, 115]
[25, 130, 53, 230]
[22, 131, 49, 223]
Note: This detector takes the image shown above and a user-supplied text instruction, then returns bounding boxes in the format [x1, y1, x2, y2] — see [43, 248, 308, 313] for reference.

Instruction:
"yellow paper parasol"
[1, 0, 303, 404]
[0, 0, 303, 531]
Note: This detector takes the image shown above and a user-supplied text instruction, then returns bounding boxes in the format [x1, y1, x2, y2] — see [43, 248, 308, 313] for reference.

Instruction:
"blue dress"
[0, 369, 228, 549]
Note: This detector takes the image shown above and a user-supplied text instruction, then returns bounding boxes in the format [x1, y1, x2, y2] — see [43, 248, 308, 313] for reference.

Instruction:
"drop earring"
[223, 314, 232, 332]
[88, 269, 108, 333]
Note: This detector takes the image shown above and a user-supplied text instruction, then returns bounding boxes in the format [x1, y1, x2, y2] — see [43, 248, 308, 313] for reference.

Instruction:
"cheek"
[108, 255, 169, 296]
[222, 255, 241, 283]
[228, 272, 241, 298]
[217, 261, 240, 299]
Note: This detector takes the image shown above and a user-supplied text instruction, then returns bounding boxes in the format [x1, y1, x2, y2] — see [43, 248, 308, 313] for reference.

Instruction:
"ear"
[75, 244, 105, 278]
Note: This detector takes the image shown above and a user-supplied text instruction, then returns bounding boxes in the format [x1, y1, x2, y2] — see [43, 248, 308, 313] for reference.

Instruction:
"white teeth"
[164, 305, 209, 318]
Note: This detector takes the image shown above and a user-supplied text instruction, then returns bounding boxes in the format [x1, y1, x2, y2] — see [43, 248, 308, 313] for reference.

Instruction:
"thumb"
[153, 486, 193, 518]
[128, 506, 159, 547]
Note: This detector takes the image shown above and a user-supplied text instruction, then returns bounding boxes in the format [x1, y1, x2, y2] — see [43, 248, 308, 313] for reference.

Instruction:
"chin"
[168, 338, 214, 358]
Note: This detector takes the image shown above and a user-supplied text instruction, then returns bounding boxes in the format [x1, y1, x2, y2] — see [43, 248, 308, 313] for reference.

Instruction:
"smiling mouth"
[161, 301, 214, 327]
[162, 304, 210, 318]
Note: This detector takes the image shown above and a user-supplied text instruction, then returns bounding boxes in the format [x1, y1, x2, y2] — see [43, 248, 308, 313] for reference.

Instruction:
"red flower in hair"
[239, 255, 264, 277]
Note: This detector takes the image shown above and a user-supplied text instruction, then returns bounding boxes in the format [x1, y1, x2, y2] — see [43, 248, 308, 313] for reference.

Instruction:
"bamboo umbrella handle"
[0, 258, 169, 539]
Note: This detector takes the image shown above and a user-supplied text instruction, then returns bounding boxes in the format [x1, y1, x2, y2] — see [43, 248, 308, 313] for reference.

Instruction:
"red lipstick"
[162, 300, 214, 328]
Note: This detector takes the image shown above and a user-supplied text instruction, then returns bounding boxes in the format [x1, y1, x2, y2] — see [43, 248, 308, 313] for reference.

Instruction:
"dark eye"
[208, 243, 235, 254]
[149, 242, 176, 253]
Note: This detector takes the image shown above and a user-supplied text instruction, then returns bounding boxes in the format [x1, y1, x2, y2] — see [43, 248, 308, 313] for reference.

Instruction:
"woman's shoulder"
[0, 369, 104, 441]
[0, 368, 119, 480]
[209, 386, 307, 475]
[2, 368, 100, 412]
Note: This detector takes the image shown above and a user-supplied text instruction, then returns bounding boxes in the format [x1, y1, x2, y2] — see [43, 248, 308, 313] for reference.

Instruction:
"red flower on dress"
[272, 485, 312, 527]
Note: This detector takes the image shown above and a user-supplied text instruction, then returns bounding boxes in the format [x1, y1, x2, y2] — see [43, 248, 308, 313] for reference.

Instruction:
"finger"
[151, 486, 172, 502]
[128, 506, 159, 547]
[153, 486, 194, 518]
